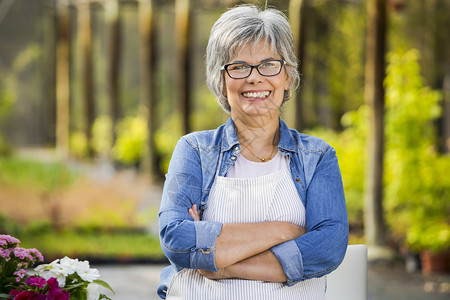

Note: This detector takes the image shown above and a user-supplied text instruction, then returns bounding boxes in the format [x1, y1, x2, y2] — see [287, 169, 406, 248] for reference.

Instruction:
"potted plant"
[406, 221, 450, 274]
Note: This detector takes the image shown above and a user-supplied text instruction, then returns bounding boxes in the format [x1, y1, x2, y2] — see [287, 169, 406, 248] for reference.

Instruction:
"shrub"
[92, 115, 113, 157]
[383, 49, 449, 251]
[113, 116, 148, 166]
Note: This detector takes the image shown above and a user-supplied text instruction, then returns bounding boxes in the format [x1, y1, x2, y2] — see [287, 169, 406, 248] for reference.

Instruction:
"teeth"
[243, 91, 270, 98]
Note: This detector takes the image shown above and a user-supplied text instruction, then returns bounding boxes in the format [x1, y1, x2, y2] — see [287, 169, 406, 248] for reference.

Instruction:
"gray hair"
[206, 5, 300, 113]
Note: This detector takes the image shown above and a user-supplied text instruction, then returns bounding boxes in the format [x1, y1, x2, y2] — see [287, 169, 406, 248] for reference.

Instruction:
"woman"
[158, 5, 348, 300]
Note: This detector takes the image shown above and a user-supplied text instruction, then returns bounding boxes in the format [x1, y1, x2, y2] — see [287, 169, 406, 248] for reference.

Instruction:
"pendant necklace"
[244, 143, 278, 162]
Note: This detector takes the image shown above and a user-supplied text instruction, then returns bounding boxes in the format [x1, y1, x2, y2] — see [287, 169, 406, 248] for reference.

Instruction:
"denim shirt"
[157, 117, 348, 299]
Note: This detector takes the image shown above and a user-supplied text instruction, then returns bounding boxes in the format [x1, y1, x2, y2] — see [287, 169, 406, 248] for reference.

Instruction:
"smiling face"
[223, 41, 290, 123]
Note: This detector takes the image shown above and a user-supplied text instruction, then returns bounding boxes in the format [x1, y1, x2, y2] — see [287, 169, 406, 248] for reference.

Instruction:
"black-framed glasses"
[221, 59, 286, 79]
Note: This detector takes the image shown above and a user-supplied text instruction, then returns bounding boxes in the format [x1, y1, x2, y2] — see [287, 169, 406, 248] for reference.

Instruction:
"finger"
[188, 207, 200, 221]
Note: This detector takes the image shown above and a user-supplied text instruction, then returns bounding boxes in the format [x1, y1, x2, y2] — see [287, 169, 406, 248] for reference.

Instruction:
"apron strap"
[199, 151, 224, 219]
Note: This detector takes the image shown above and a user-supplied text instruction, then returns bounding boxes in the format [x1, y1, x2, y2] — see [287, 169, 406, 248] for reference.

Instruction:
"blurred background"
[0, 0, 449, 298]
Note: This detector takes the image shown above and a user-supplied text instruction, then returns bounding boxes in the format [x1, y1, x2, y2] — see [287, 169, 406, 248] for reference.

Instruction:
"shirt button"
[295, 178, 300, 182]
[231, 156, 236, 161]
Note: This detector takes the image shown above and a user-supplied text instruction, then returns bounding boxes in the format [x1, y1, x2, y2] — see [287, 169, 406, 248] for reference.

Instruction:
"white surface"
[326, 244, 368, 300]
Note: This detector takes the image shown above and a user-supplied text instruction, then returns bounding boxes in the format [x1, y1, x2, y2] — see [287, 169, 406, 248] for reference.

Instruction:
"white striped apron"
[166, 168, 326, 299]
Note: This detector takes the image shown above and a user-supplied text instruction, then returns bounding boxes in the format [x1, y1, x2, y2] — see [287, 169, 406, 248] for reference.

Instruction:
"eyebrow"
[230, 58, 277, 64]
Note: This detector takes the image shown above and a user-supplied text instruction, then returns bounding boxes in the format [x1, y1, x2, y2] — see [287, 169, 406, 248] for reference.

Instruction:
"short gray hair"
[206, 5, 300, 113]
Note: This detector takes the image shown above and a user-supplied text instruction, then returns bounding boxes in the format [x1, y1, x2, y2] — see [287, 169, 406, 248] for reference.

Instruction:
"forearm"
[199, 250, 287, 282]
[227, 250, 287, 282]
[214, 222, 305, 269]
[188, 204, 306, 270]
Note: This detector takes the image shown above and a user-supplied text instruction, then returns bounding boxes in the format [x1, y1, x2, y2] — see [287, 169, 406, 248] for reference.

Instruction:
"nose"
[246, 66, 264, 83]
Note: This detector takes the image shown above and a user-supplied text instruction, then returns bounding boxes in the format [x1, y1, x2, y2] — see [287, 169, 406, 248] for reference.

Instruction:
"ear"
[284, 73, 291, 90]
[222, 78, 228, 97]
[284, 65, 292, 90]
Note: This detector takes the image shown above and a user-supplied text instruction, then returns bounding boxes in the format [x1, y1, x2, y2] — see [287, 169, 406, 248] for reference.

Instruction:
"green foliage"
[92, 115, 113, 156]
[383, 49, 449, 251]
[113, 115, 148, 166]
[406, 222, 450, 253]
[0, 90, 14, 121]
[0, 87, 15, 157]
[0, 135, 13, 157]
[0, 214, 22, 237]
[191, 88, 227, 132]
[307, 49, 450, 252]
[18, 230, 164, 261]
[69, 131, 89, 159]
[328, 4, 366, 117]
[154, 114, 183, 173]
[302, 2, 366, 128]
[0, 156, 77, 193]
[305, 106, 368, 225]
[74, 201, 139, 232]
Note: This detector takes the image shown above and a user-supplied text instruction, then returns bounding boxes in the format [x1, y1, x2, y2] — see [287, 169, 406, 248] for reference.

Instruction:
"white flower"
[34, 256, 104, 290]
[58, 256, 80, 276]
[76, 260, 100, 282]
[35, 259, 67, 286]
[87, 283, 101, 300]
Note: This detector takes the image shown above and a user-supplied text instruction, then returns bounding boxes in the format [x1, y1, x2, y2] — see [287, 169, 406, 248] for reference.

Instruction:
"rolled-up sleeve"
[190, 221, 223, 270]
[159, 137, 223, 271]
[270, 240, 303, 286]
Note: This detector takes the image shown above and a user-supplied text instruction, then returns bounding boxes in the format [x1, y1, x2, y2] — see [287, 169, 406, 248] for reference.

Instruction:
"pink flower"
[27, 248, 44, 263]
[47, 278, 70, 300]
[0, 248, 11, 259]
[0, 234, 20, 248]
[9, 290, 47, 300]
[14, 268, 28, 281]
[13, 247, 33, 261]
[26, 276, 47, 288]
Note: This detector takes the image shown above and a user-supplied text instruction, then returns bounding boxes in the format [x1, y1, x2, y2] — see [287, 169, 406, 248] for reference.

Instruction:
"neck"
[232, 115, 280, 161]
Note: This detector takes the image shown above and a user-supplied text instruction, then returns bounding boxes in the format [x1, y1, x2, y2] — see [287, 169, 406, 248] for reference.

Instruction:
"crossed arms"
[188, 204, 306, 282]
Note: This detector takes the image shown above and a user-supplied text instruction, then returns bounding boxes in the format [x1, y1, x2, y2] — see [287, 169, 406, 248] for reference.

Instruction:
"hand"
[188, 204, 200, 221]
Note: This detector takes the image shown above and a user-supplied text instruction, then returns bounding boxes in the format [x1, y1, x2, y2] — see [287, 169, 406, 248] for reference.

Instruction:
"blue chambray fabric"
[157, 117, 348, 299]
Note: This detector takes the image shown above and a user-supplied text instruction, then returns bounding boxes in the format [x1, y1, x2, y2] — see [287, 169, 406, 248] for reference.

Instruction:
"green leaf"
[63, 282, 86, 290]
[0, 293, 13, 299]
[93, 279, 115, 294]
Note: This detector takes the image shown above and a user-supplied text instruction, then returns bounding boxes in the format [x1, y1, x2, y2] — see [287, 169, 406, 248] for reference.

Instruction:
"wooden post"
[289, 0, 306, 131]
[443, 73, 450, 153]
[139, 0, 159, 180]
[78, 0, 95, 156]
[55, 0, 70, 158]
[43, 0, 57, 145]
[105, 0, 121, 142]
[175, 0, 191, 135]
[363, 0, 387, 255]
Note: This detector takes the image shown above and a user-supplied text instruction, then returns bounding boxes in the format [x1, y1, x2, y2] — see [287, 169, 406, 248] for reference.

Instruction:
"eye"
[259, 61, 277, 69]
[228, 64, 250, 71]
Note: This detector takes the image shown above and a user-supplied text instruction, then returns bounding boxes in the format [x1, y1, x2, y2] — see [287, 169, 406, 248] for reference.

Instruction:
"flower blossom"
[47, 277, 70, 300]
[0, 234, 20, 249]
[87, 283, 101, 300]
[76, 260, 100, 282]
[0, 248, 11, 260]
[13, 269, 28, 281]
[35, 261, 68, 287]
[26, 276, 47, 288]
[9, 290, 47, 300]
[28, 248, 44, 263]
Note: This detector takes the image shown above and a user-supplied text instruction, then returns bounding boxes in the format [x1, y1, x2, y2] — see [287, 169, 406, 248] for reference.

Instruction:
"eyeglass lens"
[226, 60, 283, 79]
